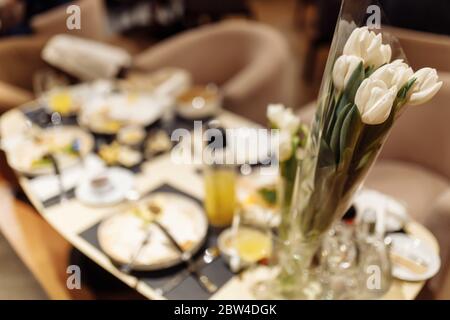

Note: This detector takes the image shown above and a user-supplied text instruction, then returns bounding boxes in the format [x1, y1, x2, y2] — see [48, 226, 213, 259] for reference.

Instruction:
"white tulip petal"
[370, 59, 413, 89]
[267, 104, 285, 128]
[409, 81, 443, 105]
[408, 68, 443, 106]
[332, 55, 363, 90]
[278, 130, 293, 162]
[267, 104, 300, 134]
[355, 78, 396, 125]
[343, 27, 392, 69]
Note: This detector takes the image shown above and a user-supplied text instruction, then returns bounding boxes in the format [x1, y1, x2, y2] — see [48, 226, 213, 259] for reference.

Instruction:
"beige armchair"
[385, 26, 450, 72]
[30, 0, 146, 55]
[0, 0, 149, 113]
[30, 0, 107, 41]
[133, 20, 293, 124]
[0, 36, 48, 113]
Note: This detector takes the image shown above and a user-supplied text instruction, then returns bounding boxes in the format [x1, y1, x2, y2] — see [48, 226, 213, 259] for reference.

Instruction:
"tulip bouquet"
[294, 26, 442, 243]
[297, 27, 442, 245]
[269, 0, 443, 298]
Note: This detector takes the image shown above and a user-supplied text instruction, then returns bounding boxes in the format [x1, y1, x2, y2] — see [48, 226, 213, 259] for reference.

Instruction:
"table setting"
[0, 0, 445, 300]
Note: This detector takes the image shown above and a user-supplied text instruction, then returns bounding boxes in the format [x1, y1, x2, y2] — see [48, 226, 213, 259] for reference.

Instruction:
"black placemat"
[78, 183, 234, 300]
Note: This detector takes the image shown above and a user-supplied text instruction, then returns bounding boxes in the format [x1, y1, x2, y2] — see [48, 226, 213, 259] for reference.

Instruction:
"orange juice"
[204, 167, 236, 227]
[234, 227, 272, 263]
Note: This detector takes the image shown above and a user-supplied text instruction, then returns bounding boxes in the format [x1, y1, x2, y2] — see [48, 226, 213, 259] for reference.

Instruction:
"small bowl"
[217, 227, 272, 272]
[217, 228, 250, 272]
[176, 84, 222, 119]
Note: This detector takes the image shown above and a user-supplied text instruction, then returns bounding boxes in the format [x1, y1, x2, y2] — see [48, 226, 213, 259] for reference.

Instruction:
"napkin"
[29, 154, 105, 202]
[42, 35, 132, 81]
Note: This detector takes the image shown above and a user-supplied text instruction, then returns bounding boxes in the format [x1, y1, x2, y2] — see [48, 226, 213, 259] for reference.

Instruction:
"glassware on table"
[356, 209, 393, 299]
[319, 221, 360, 299]
[203, 120, 237, 228]
[226, 206, 274, 272]
[204, 165, 237, 227]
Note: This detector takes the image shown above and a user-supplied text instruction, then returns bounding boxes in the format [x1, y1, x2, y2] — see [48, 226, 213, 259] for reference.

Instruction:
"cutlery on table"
[120, 229, 152, 275]
[390, 252, 429, 275]
[154, 246, 220, 296]
[44, 153, 67, 203]
[152, 220, 218, 294]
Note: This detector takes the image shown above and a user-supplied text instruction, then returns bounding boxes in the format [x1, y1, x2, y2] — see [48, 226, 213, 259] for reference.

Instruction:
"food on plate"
[117, 125, 146, 146]
[128, 197, 195, 251]
[257, 186, 277, 206]
[6, 126, 93, 174]
[97, 192, 207, 269]
[243, 184, 278, 209]
[144, 129, 172, 157]
[79, 93, 167, 134]
[47, 90, 81, 115]
[98, 142, 142, 167]
[176, 84, 222, 119]
[130, 198, 164, 223]
[86, 110, 123, 134]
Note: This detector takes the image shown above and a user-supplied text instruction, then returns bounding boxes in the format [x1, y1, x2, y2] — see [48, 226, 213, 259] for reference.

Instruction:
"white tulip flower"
[278, 130, 293, 162]
[370, 59, 414, 90]
[355, 78, 397, 125]
[267, 104, 285, 127]
[408, 68, 443, 106]
[343, 27, 392, 69]
[267, 104, 300, 135]
[332, 55, 364, 90]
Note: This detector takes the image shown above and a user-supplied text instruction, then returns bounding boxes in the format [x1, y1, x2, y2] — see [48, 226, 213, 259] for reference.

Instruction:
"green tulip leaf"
[318, 137, 335, 168]
[344, 61, 365, 101]
[397, 78, 417, 100]
[339, 104, 361, 164]
[330, 102, 353, 161]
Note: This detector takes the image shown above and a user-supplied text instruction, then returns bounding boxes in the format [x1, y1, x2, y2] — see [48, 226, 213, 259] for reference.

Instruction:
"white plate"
[389, 233, 441, 281]
[98, 192, 208, 271]
[354, 189, 409, 232]
[42, 81, 113, 115]
[75, 167, 134, 207]
[6, 126, 94, 176]
[79, 93, 169, 134]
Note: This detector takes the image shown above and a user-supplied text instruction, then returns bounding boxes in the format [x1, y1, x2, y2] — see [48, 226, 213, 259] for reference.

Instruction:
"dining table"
[0, 84, 440, 300]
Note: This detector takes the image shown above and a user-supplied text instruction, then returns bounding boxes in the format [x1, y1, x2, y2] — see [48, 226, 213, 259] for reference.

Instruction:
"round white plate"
[389, 233, 441, 281]
[354, 189, 409, 232]
[79, 93, 169, 134]
[6, 126, 94, 176]
[42, 81, 113, 115]
[75, 168, 134, 207]
[98, 192, 208, 271]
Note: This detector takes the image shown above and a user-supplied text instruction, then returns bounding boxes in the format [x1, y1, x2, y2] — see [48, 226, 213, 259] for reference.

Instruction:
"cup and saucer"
[75, 167, 134, 207]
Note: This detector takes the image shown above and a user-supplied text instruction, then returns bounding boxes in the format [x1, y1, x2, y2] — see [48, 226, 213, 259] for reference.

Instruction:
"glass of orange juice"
[204, 165, 237, 227]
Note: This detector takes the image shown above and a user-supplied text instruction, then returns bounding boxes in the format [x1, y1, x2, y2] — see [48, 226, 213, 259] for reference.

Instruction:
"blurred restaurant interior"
[0, 0, 449, 300]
